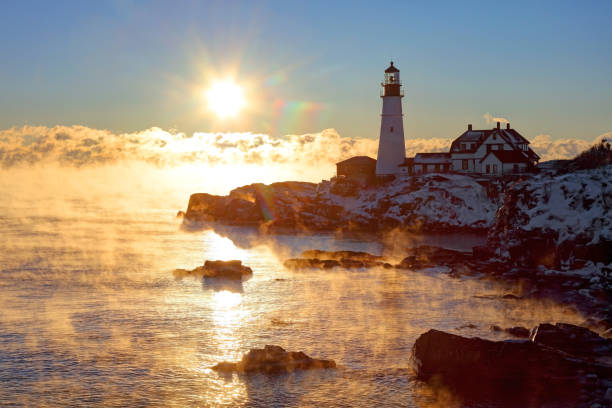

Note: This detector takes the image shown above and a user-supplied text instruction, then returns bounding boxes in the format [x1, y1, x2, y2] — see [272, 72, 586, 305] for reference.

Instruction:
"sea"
[0, 164, 587, 407]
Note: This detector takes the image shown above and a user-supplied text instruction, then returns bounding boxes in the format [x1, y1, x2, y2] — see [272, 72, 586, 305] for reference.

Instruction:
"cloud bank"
[0, 125, 607, 169]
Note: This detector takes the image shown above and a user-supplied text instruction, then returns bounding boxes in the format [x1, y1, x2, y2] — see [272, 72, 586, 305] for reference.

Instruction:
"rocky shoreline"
[280, 246, 611, 331]
[182, 166, 610, 318]
[184, 165, 611, 406]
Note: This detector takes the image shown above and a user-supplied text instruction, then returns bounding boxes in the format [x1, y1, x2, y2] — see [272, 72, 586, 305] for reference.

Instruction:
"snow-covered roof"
[450, 129, 495, 152]
[450, 126, 539, 161]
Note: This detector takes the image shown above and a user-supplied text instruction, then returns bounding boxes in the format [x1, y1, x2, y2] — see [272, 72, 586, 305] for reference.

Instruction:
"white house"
[412, 153, 451, 174]
[449, 122, 539, 176]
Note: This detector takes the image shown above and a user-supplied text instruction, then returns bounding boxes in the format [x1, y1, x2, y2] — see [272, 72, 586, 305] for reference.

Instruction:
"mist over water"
[0, 164, 587, 407]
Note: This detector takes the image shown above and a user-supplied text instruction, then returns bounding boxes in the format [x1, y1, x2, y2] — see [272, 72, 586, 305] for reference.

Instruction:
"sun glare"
[205, 79, 246, 118]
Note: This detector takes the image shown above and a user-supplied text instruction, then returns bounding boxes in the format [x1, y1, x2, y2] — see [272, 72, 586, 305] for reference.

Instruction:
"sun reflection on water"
[207, 290, 250, 406]
[211, 289, 247, 361]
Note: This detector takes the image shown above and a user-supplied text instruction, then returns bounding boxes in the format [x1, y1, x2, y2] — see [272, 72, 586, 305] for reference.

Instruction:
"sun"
[205, 79, 246, 118]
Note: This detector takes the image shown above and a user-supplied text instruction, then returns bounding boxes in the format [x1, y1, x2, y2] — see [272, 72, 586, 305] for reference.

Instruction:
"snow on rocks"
[489, 165, 612, 268]
[184, 174, 498, 233]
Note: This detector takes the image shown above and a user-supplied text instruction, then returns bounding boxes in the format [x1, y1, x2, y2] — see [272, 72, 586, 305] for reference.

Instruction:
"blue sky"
[1, 0, 610, 141]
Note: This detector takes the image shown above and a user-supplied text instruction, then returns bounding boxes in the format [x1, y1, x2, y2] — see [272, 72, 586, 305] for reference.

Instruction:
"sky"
[1, 0, 611, 142]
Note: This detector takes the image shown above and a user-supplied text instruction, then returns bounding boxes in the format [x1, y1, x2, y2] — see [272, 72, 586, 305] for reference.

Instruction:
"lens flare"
[205, 79, 246, 118]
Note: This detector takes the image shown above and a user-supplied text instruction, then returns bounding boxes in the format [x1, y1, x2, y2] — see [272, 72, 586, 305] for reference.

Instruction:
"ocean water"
[0, 166, 587, 407]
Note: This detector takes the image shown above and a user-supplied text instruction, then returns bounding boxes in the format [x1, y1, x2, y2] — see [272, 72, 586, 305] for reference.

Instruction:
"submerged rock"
[174, 260, 253, 280]
[283, 258, 341, 270]
[283, 249, 385, 270]
[300, 250, 383, 262]
[211, 345, 336, 374]
[412, 327, 612, 406]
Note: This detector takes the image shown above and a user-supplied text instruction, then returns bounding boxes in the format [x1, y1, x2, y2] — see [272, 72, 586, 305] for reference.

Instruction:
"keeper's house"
[449, 121, 539, 176]
[403, 121, 540, 176]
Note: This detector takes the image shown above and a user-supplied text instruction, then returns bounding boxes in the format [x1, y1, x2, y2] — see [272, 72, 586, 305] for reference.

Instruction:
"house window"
[513, 164, 519, 173]
[486, 164, 490, 173]
[462, 159, 468, 170]
[493, 164, 498, 174]
[390, 126, 394, 132]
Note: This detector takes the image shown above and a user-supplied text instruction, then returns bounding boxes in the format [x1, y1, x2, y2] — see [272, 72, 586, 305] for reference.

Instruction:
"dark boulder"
[211, 345, 336, 374]
[412, 328, 612, 406]
[174, 260, 253, 280]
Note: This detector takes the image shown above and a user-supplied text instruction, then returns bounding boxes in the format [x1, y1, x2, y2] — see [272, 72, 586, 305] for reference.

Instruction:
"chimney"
[496, 121, 500, 129]
[506, 123, 510, 130]
[468, 124, 472, 131]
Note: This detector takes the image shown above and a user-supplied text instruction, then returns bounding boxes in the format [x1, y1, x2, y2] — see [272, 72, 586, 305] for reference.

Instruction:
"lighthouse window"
[390, 127, 394, 132]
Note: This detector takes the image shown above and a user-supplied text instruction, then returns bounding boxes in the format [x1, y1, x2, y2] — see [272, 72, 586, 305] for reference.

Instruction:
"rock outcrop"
[488, 165, 612, 268]
[211, 345, 336, 374]
[283, 250, 388, 270]
[531, 322, 612, 361]
[184, 174, 497, 233]
[174, 260, 253, 280]
[412, 326, 612, 406]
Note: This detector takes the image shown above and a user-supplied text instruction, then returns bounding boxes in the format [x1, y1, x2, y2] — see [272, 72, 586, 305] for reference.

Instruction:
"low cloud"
[530, 133, 611, 161]
[0, 125, 607, 169]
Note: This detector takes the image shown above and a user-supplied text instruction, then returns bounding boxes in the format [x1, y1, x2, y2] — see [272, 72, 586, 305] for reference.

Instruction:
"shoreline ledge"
[211, 345, 336, 374]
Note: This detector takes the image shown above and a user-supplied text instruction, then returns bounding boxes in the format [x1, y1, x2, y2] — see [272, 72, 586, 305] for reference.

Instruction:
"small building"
[448, 122, 539, 175]
[336, 156, 377, 185]
[413, 153, 451, 174]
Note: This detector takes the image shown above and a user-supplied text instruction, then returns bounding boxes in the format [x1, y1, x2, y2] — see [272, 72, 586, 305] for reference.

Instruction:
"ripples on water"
[0, 169, 587, 407]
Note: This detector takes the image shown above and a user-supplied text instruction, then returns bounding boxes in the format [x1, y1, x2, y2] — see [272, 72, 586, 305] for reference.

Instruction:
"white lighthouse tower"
[375, 61, 406, 176]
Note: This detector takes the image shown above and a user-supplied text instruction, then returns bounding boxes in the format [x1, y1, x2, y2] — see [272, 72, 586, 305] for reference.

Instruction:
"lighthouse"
[375, 61, 406, 176]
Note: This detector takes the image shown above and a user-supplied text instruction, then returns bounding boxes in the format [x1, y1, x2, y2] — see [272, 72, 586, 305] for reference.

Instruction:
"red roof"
[481, 150, 532, 164]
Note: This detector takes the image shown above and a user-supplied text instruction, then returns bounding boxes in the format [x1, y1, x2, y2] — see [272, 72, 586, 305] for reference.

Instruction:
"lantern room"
[381, 61, 404, 97]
